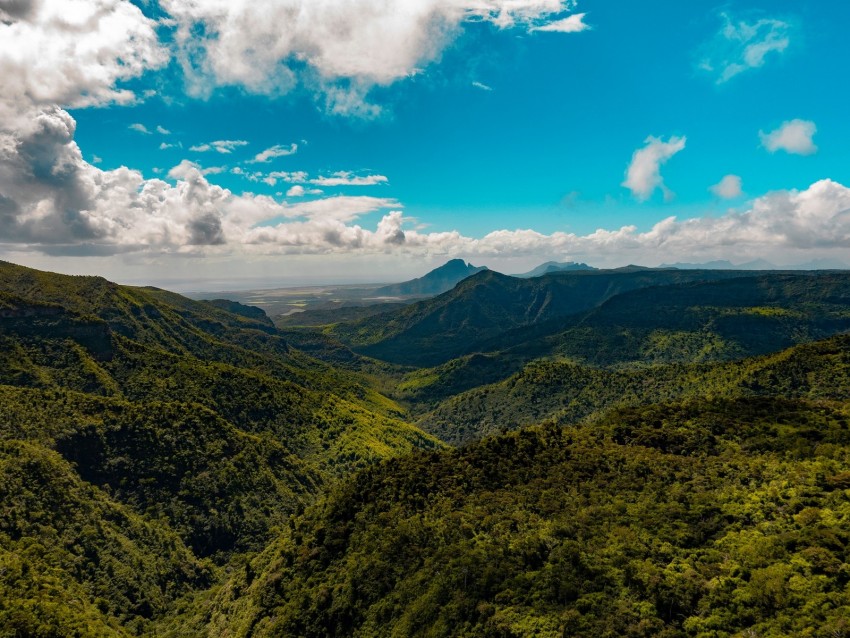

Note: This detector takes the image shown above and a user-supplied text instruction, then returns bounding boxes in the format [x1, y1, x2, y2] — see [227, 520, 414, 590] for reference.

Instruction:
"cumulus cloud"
[760, 119, 817, 155]
[156, 125, 171, 135]
[700, 13, 791, 84]
[2, 113, 850, 268]
[310, 172, 389, 187]
[530, 12, 589, 33]
[0, 105, 406, 255]
[710, 174, 743, 199]
[249, 143, 298, 163]
[129, 123, 152, 135]
[622, 136, 686, 201]
[472, 81, 493, 91]
[0, 0, 167, 127]
[239, 179, 850, 264]
[159, 0, 586, 112]
[189, 140, 249, 154]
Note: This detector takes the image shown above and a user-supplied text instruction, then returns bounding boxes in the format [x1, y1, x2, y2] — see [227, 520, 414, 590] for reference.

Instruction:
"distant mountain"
[513, 261, 596, 278]
[331, 268, 757, 367]
[661, 258, 778, 270]
[791, 257, 850, 270]
[374, 259, 488, 297]
[662, 258, 850, 271]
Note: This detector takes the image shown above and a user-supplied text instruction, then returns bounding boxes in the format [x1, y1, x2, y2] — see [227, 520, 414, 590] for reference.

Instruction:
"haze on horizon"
[2, 0, 849, 287]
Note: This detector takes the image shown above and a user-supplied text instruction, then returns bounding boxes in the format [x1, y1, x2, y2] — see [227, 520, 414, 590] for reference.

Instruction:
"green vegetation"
[200, 397, 850, 637]
[0, 261, 441, 634]
[415, 333, 850, 445]
[3, 260, 850, 636]
[327, 269, 785, 366]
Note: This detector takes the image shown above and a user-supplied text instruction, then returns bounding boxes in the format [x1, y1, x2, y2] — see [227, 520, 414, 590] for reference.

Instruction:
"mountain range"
[3, 258, 850, 636]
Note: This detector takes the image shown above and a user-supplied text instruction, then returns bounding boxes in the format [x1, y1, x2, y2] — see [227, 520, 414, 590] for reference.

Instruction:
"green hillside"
[330, 268, 755, 366]
[0, 261, 442, 634]
[0, 438, 211, 635]
[3, 260, 850, 637]
[198, 396, 850, 637]
[416, 333, 850, 444]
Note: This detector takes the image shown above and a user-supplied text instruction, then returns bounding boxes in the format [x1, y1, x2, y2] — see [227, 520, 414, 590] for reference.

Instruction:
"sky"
[2, 0, 850, 289]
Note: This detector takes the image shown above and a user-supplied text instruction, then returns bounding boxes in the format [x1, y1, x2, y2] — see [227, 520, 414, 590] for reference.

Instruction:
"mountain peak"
[375, 260, 488, 297]
[514, 261, 596, 278]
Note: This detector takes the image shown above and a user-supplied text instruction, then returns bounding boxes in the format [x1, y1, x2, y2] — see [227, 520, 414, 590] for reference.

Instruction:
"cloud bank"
[3, 108, 849, 268]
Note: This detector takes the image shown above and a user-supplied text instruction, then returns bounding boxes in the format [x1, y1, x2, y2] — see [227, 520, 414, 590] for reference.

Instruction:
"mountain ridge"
[373, 258, 488, 297]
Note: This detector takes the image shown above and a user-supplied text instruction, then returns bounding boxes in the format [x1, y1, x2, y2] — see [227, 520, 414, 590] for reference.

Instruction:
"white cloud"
[160, 142, 175, 150]
[249, 143, 298, 163]
[260, 171, 309, 186]
[2, 113, 850, 269]
[760, 119, 817, 155]
[190, 140, 249, 154]
[622, 135, 686, 201]
[92, 155, 103, 165]
[710, 174, 743, 199]
[472, 81, 493, 91]
[159, 0, 586, 113]
[530, 12, 589, 33]
[0, 0, 167, 129]
[237, 179, 850, 264]
[156, 125, 171, 135]
[700, 13, 791, 84]
[129, 123, 152, 134]
[310, 172, 389, 187]
[286, 185, 323, 197]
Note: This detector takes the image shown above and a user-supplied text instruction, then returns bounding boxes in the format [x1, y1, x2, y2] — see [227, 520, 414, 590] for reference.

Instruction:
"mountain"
[661, 258, 778, 270]
[373, 259, 488, 297]
[200, 394, 850, 637]
[662, 258, 850, 271]
[0, 260, 441, 633]
[330, 268, 774, 367]
[6, 259, 850, 637]
[416, 331, 850, 445]
[513, 261, 596, 278]
[791, 257, 850, 270]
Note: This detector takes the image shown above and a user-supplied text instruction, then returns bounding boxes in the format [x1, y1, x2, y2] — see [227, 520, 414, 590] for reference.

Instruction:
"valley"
[2, 259, 850, 637]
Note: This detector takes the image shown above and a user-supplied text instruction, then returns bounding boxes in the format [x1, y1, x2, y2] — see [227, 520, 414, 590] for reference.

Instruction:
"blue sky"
[2, 0, 850, 287]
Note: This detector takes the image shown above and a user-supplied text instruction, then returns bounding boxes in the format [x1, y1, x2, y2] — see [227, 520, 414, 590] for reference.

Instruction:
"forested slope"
[3, 261, 850, 637]
[198, 396, 850, 637]
[0, 261, 441, 634]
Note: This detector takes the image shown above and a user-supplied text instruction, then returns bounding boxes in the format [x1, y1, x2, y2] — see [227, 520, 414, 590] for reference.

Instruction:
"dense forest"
[2, 260, 850, 636]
